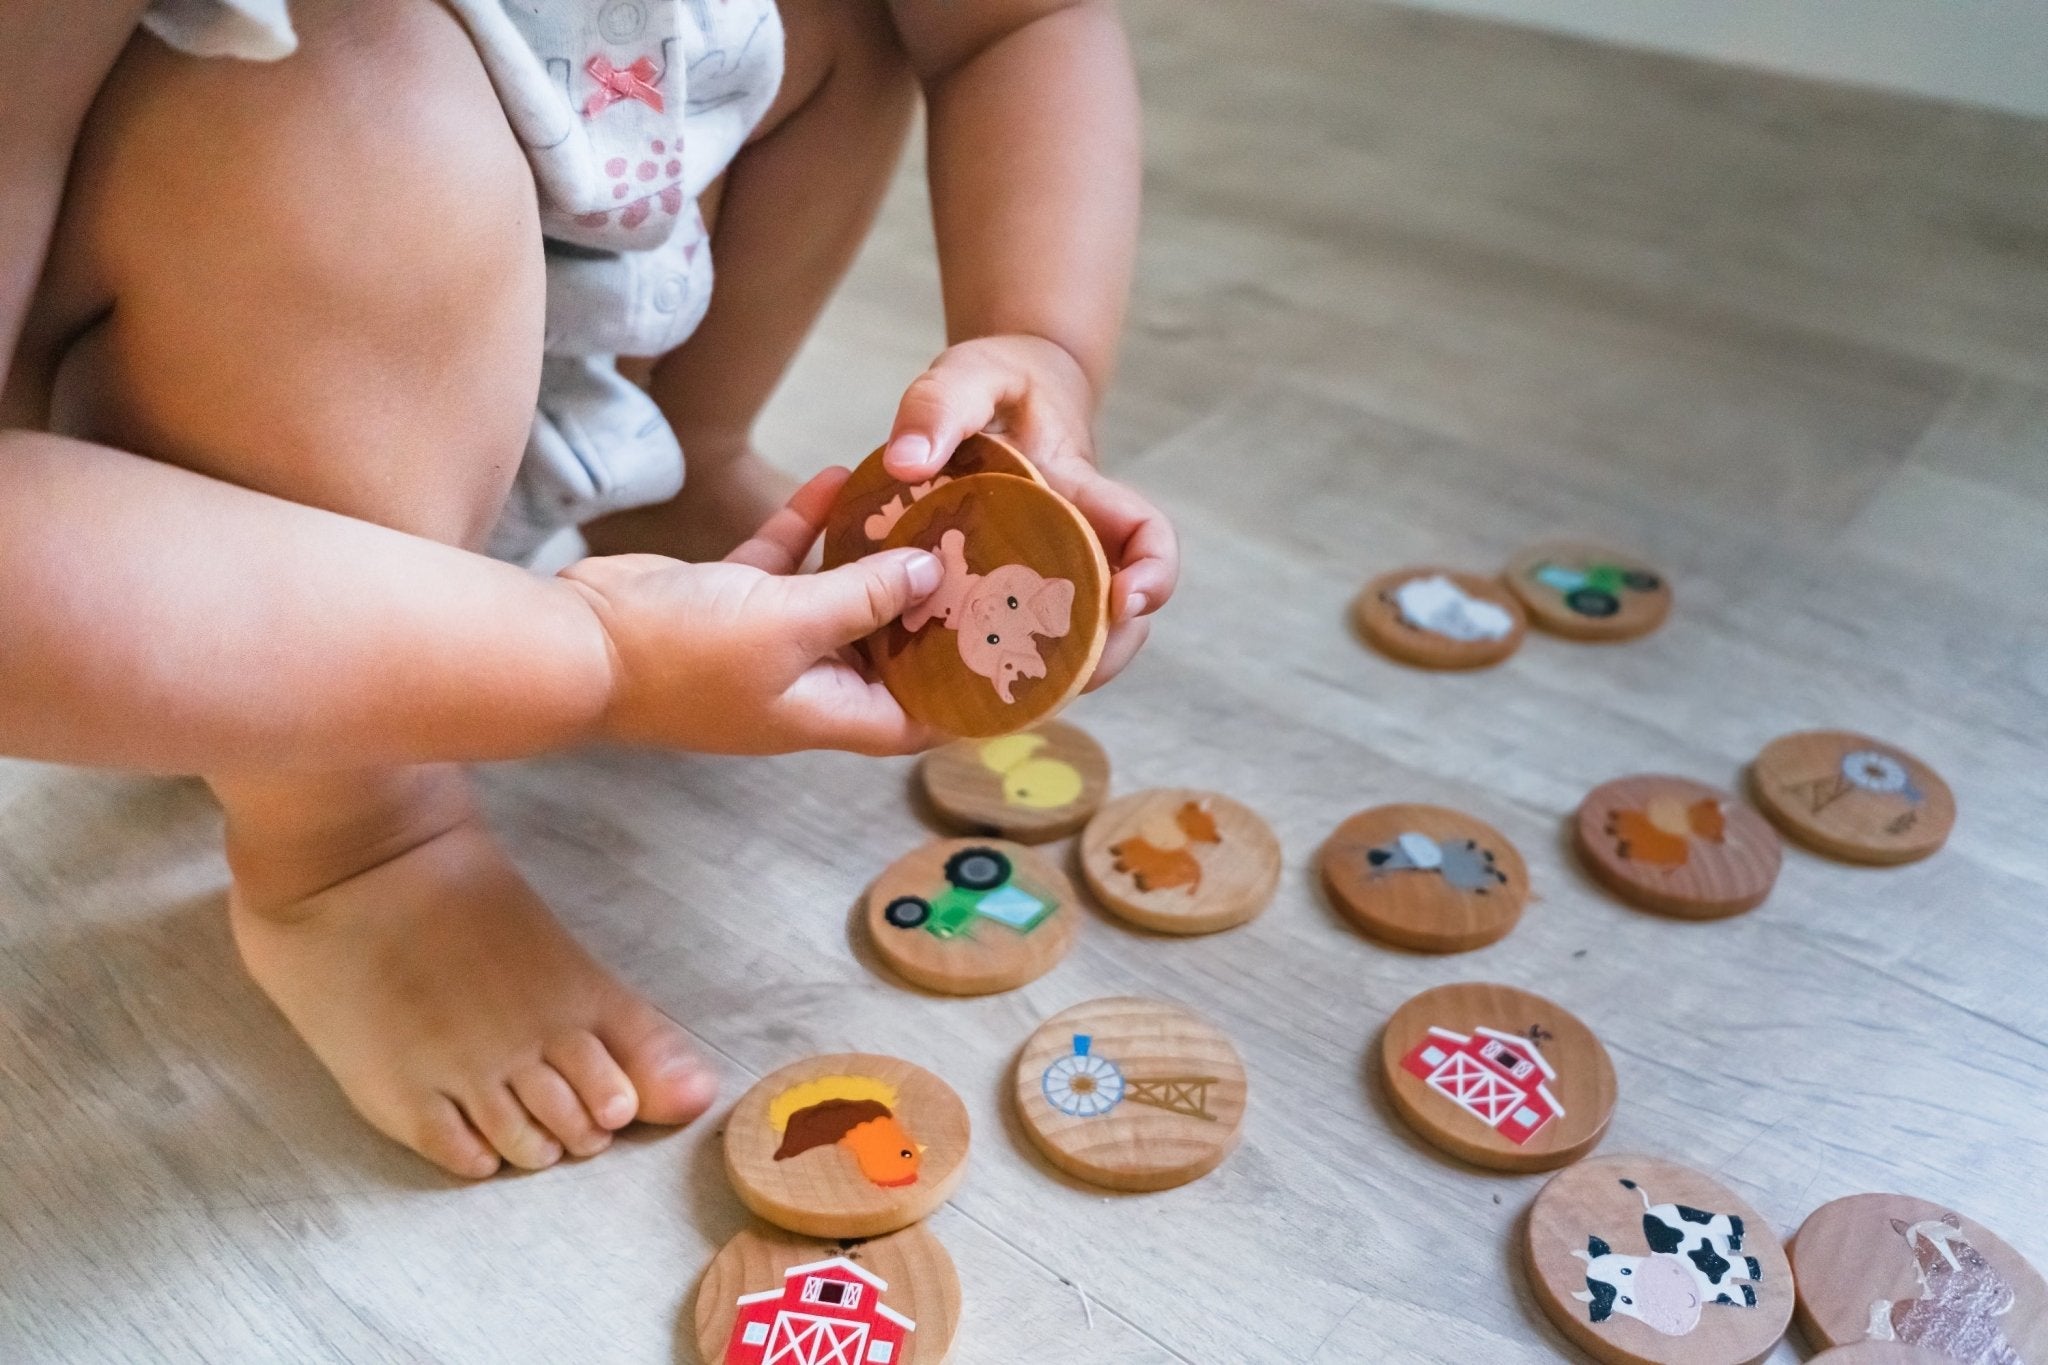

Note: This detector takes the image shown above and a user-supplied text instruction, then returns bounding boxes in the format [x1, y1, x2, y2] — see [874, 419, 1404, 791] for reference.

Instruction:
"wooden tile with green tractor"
[882, 847, 1058, 939]
[1531, 560, 1663, 619]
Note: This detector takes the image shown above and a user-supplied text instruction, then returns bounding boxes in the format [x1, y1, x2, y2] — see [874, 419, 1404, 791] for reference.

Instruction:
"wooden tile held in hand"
[725, 1054, 970, 1240]
[871, 474, 1109, 739]
[1014, 996, 1247, 1193]
[864, 838, 1077, 996]
[1380, 981, 1612, 1172]
[917, 720, 1111, 843]
[822, 433, 1043, 571]
[1321, 803, 1529, 952]
[1526, 1155, 1793, 1365]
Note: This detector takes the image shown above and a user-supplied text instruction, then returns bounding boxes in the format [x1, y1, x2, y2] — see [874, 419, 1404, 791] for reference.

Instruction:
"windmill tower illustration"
[1041, 1035, 1218, 1121]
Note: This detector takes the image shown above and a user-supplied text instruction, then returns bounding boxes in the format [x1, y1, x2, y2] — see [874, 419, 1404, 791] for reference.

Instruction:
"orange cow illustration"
[1110, 800, 1222, 894]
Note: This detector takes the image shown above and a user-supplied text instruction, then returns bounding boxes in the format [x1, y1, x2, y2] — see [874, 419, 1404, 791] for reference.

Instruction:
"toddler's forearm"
[0, 430, 614, 773]
[920, 0, 1142, 396]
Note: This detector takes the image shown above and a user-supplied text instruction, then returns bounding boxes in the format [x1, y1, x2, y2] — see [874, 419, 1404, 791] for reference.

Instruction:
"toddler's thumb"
[791, 548, 943, 652]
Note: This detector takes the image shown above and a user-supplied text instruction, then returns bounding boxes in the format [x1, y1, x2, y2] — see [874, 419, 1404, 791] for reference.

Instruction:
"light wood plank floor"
[4, 3, 2045, 1361]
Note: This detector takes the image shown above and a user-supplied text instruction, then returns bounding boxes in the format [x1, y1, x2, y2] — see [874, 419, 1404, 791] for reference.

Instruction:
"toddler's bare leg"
[584, 0, 918, 561]
[34, 0, 714, 1176]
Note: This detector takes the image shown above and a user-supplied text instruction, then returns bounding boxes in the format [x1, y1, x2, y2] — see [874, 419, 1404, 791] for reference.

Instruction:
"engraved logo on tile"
[724, 1256, 917, 1365]
[1041, 1035, 1218, 1122]
[1867, 1214, 2027, 1364]
[1572, 1180, 1761, 1336]
[880, 846, 1057, 940]
[1109, 799, 1221, 894]
[1401, 1024, 1563, 1145]
[769, 1077, 926, 1189]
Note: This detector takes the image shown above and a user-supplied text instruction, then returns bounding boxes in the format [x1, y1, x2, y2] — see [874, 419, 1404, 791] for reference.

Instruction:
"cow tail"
[1619, 1179, 1650, 1209]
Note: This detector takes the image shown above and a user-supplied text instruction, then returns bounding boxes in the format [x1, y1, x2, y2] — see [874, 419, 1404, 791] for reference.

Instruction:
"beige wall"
[1393, 0, 2048, 117]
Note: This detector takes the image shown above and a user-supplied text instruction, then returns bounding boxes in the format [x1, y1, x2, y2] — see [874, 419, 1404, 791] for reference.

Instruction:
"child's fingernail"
[886, 433, 932, 469]
[904, 549, 943, 596]
[1123, 592, 1147, 620]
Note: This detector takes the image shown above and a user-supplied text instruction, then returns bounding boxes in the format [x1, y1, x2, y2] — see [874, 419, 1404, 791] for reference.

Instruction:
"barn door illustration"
[1427, 1050, 1524, 1125]
[765, 1311, 870, 1365]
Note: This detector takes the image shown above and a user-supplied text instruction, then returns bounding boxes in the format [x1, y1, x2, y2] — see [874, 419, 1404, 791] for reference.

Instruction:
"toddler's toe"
[465, 1084, 566, 1171]
[602, 1004, 718, 1127]
[409, 1095, 503, 1180]
[512, 1061, 613, 1159]
[546, 1032, 640, 1131]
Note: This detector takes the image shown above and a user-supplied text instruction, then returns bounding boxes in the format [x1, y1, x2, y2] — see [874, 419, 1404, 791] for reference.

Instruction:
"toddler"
[0, 0, 1175, 1177]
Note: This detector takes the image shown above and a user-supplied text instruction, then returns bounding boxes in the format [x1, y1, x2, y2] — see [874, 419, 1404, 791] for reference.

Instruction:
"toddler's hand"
[880, 335, 1179, 687]
[561, 469, 941, 756]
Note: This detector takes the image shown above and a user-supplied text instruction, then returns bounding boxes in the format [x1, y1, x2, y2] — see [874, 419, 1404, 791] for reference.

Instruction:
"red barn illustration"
[725, 1256, 916, 1365]
[1400, 1025, 1563, 1145]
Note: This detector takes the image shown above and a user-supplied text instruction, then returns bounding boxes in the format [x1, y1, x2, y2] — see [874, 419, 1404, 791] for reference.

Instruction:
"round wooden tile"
[1504, 540, 1672, 641]
[1526, 1155, 1794, 1365]
[1791, 1194, 2048, 1362]
[916, 720, 1111, 843]
[1749, 731, 1955, 865]
[1078, 789, 1281, 935]
[867, 473, 1109, 739]
[1575, 775, 1783, 919]
[863, 838, 1077, 996]
[693, 1221, 960, 1365]
[725, 1054, 970, 1239]
[1353, 566, 1528, 669]
[1013, 996, 1248, 1192]
[1808, 1346, 1947, 1364]
[1320, 804, 1529, 951]
[822, 432, 1044, 571]
[1380, 982, 1613, 1172]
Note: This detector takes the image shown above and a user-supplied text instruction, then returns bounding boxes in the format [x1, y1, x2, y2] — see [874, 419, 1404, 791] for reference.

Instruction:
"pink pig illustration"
[902, 529, 1075, 702]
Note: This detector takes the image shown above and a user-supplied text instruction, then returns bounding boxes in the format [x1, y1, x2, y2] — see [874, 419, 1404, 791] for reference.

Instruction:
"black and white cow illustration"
[1571, 1179, 1762, 1337]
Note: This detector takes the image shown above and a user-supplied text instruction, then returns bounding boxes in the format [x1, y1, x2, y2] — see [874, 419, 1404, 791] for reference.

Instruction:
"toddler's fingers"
[884, 348, 1022, 480]
[779, 548, 943, 656]
[724, 467, 849, 574]
[774, 661, 938, 756]
[1058, 470, 1179, 619]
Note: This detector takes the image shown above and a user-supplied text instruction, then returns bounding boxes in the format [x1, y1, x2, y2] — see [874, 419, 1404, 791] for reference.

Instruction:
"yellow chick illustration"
[979, 733, 1084, 811]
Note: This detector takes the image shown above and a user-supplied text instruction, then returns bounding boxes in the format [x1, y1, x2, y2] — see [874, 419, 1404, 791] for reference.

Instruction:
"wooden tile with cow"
[1526, 1156, 1795, 1365]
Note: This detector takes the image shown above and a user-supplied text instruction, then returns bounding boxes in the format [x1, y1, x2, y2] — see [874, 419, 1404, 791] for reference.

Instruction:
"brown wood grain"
[1012, 996, 1247, 1193]
[1526, 1156, 1794, 1365]
[916, 721, 1111, 843]
[692, 1222, 961, 1365]
[1749, 732, 1956, 865]
[724, 1054, 971, 1240]
[862, 838, 1076, 996]
[1380, 981, 1612, 1172]
[1353, 566, 1528, 669]
[821, 434, 1043, 571]
[1575, 775, 1783, 919]
[1790, 1194, 2048, 1361]
[870, 474, 1109, 739]
[1503, 541, 1672, 642]
[1321, 803, 1528, 952]
[1078, 789, 1281, 934]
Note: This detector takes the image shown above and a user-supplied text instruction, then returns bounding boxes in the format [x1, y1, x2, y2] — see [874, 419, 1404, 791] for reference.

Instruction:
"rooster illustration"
[1110, 800, 1222, 894]
[768, 1075, 925, 1188]
[1606, 794, 1725, 870]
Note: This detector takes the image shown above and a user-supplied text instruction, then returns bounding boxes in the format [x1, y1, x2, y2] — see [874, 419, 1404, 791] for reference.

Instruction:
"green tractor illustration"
[882, 846, 1056, 939]
[1531, 561, 1662, 619]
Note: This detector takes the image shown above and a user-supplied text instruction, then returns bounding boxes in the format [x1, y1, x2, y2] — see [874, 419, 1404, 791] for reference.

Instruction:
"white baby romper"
[141, 0, 786, 562]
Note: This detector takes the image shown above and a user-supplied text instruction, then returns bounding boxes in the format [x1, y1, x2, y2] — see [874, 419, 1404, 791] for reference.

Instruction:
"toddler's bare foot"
[584, 445, 800, 562]
[216, 767, 716, 1177]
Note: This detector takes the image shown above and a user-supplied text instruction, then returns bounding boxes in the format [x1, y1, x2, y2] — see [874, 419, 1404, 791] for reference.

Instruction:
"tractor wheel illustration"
[882, 896, 932, 929]
[1565, 587, 1621, 618]
[1042, 1035, 1127, 1117]
[944, 847, 1011, 892]
[1621, 569, 1661, 592]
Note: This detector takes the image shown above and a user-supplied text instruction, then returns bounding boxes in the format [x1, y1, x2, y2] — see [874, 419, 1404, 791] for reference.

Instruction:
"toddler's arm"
[880, 0, 1175, 682]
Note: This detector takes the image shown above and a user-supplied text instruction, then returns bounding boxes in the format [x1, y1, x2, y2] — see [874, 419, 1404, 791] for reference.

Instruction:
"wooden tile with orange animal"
[1080, 789, 1282, 935]
[1575, 775, 1782, 920]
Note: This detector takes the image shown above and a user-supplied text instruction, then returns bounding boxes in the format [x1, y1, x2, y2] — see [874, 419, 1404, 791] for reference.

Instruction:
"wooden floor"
[4, 3, 2046, 1361]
